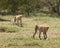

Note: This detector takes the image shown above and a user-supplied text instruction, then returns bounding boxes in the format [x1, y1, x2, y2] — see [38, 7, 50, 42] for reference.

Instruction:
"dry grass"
[0, 14, 60, 48]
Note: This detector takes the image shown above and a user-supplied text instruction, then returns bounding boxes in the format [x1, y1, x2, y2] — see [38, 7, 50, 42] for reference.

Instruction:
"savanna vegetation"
[0, 0, 60, 16]
[0, 0, 60, 48]
[0, 14, 60, 48]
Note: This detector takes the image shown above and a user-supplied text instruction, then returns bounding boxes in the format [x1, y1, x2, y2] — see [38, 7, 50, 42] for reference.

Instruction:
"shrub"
[0, 25, 20, 33]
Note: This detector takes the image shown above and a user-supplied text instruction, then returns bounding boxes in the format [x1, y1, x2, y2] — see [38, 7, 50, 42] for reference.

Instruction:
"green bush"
[0, 25, 20, 33]
[5, 26, 20, 33]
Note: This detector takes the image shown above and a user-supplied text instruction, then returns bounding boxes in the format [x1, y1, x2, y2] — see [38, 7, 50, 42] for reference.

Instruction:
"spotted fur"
[33, 24, 49, 40]
[14, 15, 23, 27]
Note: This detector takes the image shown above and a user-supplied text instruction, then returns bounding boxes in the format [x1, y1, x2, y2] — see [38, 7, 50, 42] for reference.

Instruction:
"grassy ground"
[0, 14, 60, 48]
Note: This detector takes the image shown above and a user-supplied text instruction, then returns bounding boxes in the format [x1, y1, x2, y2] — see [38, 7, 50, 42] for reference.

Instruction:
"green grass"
[0, 14, 60, 48]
